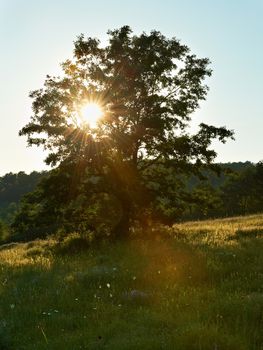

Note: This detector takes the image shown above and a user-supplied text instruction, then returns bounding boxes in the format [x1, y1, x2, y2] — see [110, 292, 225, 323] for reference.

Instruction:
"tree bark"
[113, 197, 131, 240]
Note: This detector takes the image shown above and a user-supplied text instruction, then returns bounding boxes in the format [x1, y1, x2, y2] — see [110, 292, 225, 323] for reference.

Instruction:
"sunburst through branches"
[80, 102, 103, 128]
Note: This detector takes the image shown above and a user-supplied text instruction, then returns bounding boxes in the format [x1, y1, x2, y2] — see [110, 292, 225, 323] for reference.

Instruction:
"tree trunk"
[113, 198, 131, 240]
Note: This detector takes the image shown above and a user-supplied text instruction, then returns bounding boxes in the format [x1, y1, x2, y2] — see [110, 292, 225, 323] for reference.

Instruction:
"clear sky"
[0, 0, 262, 175]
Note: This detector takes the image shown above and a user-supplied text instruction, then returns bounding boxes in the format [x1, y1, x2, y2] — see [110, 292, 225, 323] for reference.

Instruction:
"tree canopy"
[19, 26, 234, 238]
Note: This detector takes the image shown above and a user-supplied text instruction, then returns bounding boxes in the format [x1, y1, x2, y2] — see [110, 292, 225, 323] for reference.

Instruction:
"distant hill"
[0, 171, 47, 223]
[185, 161, 254, 190]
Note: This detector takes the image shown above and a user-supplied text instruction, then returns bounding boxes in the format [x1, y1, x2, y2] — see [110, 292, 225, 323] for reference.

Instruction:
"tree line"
[184, 161, 263, 220]
[1, 161, 262, 242]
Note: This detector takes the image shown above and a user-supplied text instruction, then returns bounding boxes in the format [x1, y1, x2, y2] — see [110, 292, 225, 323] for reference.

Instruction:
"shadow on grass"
[0, 228, 262, 349]
[234, 228, 263, 239]
[52, 235, 92, 256]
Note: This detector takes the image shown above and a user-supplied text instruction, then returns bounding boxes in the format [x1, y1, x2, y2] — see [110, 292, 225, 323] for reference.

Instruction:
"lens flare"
[80, 102, 103, 128]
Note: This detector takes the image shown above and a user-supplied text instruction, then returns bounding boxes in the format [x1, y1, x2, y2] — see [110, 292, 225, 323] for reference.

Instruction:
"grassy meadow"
[0, 214, 263, 349]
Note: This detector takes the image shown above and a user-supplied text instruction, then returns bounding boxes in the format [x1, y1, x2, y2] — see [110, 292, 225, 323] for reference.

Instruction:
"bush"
[0, 220, 10, 242]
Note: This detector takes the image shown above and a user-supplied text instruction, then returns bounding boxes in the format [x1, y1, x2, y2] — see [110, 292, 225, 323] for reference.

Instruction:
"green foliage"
[180, 161, 262, 221]
[12, 165, 123, 240]
[0, 171, 47, 224]
[221, 161, 263, 216]
[18, 26, 233, 238]
[9, 160, 263, 240]
[0, 220, 9, 242]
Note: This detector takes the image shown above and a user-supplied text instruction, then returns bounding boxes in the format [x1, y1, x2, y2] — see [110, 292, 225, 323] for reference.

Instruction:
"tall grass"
[0, 214, 262, 349]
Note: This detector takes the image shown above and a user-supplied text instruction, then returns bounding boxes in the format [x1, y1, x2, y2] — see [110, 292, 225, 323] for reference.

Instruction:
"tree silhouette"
[20, 26, 233, 237]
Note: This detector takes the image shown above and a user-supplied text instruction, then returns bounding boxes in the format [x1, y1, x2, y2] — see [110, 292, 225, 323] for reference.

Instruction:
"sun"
[80, 102, 103, 128]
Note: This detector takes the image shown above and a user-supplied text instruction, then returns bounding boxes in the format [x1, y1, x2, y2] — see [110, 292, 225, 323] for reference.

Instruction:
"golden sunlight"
[80, 102, 103, 128]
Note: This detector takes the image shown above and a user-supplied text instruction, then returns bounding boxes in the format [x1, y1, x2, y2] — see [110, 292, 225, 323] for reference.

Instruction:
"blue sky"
[0, 0, 262, 175]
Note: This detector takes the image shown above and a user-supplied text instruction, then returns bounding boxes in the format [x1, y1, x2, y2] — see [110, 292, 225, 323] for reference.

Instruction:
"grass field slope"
[0, 214, 263, 349]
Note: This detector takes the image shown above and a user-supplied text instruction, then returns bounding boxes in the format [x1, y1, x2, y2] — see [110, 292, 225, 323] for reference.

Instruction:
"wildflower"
[106, 283, 110, 288]
[10, 304, 15, 309]
[132, 276, 136, 280]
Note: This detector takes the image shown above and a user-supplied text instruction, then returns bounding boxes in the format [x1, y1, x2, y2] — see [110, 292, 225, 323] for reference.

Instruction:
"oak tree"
[20, 26, 233, 237]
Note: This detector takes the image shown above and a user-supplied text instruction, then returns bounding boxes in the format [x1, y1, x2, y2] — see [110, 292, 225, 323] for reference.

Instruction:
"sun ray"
[80, 102, 103, 128]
